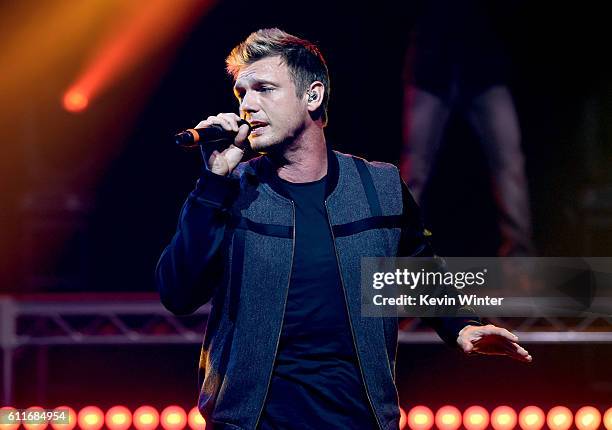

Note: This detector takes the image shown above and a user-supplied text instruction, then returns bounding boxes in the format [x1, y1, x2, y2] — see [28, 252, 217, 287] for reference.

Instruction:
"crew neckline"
[276, 174, 328, 187]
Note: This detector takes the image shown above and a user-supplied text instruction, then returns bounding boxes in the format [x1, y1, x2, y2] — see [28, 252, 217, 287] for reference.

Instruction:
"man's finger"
[459, 338, 474, 353]
[480, 325, 519, 342]
[472, 336, 517, 356]
[223, 144, 246, 172]
[500, 341, 529, 357]
[234, 123, 251, 148]
[219, 113, 240, 132]
[473, 339, 532, 362]
[195, 119, 211, 129]
[216, 116, 235, 131]
[198, 115, 234, 131]
[513, 342, 530, 358]
[504, 350, 532, 362]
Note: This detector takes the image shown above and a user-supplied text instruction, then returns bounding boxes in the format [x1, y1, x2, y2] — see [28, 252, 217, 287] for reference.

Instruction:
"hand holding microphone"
[176, 113, 251, 176]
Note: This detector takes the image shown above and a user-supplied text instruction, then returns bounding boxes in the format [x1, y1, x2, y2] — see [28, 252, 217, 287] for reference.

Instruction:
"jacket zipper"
[253, 201, 296, 429]
[324, 200, 383, 430]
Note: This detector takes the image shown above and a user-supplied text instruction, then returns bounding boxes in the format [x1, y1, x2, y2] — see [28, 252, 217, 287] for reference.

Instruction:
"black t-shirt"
[258, 175, 378, 430]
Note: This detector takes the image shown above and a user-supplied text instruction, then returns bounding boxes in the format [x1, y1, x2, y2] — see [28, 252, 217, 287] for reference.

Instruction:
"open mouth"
[250, 122, 268, 135]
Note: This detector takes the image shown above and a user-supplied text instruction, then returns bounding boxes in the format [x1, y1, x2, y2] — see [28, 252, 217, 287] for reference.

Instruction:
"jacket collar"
[249, 144, 339, 201]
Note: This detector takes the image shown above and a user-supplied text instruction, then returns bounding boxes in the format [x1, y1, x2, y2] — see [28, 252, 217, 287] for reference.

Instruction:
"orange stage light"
[160, 406, 186, 430]
[0, 407, 20, 430]
[435, 405, 462, 430]
[49, 406, 77, 430]
[133, 406, 159, 430]
[63, 0, 213, 111]
[603, 407, 612, 430]
[407, 406, 434, 430]
[105, 406, 132, 430]
[23, 406, 48, 430]
[463, 406, 490, 430]
[491, 406, 517, 430]
[575, 406, 601, 430]
[519, 406, 545, 430]
[547, 406, 573, 430]
[62, 90, 89, 113]
[77, 407, 103, 430]
[187, 407, 206, 430]
[400, 407, 408, 430]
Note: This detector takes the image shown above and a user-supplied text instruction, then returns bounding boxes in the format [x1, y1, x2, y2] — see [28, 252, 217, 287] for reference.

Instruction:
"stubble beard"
[249, 134, 277, 154]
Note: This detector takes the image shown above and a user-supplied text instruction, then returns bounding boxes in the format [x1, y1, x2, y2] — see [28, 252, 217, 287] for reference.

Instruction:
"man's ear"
[305, 81, 324, 112]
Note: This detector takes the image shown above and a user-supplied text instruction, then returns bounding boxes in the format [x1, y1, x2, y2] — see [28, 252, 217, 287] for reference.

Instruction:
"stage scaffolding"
[2, 294, 612, 404]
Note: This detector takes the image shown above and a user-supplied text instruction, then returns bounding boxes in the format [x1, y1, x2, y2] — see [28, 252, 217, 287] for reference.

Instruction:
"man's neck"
[270, 127, 328, 183]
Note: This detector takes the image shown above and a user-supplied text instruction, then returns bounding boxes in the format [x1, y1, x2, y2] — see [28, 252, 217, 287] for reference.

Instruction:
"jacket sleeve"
[398, 180, 482, 346]
[155, 169, 239, 315]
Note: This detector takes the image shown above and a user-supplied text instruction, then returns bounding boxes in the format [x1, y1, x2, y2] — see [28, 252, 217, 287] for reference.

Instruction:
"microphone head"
[174, 130, 197, 146]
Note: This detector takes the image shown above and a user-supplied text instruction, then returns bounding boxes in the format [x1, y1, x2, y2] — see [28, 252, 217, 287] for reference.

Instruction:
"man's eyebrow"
[234, 78, 278, 92]
[253, 79, 277, 86]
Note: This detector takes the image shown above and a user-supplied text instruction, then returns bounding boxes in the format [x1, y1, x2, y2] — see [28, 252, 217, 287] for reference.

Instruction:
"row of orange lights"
[399, 405, 612, 430]
[2, 405, 611, 430]
[0, 406, 203, 430]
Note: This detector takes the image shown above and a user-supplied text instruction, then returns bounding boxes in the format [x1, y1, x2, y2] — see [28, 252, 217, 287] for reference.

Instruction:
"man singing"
[156, 28, 531, 430]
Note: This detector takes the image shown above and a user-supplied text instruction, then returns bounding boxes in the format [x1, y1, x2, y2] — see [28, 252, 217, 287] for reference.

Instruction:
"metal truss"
[399, 315, 612, 343]
[2, 294, 612, 404]
[0, 295, 209, 347]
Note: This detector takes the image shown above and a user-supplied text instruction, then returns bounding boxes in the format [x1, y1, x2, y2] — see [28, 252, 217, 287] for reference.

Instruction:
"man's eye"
[259, 87, 272, 92]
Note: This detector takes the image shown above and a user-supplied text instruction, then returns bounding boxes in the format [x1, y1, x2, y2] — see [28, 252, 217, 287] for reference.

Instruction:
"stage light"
[23, 406, 48, 430]
[187, 407, 206, 430]
[547, 406, 573, 430]
[519, 406, 545, 430]
[435, 405, 462, 430]
[603, 407, 612, 430]
[576, 407, 601, 430]
[491, 406, 517, 430]
[50, 406, 77, 430]
[0, 407, 20, 430]
[62, 0, 212, 111]
[463, 406, 490, 430]
[77, 407, 103, 430]
[399, 407, 407, 430]
[161, 406, 186, 430]
[105, 406, 132, 430]
[133, 406, 159, 430]
[407, 406, 434, 430]
[62, 89, 88, 113]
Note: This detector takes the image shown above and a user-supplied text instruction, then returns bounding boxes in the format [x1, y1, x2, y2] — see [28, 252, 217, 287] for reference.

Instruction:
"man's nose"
[240, 91, 258, 115]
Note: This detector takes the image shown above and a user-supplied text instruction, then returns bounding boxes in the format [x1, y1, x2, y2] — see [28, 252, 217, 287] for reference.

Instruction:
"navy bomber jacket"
[156, 148, 479, 430]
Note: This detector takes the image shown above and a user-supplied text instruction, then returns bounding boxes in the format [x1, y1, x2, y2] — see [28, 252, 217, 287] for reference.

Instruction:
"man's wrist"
[191, 168, 239, 209]
[456, 320, 484, 342]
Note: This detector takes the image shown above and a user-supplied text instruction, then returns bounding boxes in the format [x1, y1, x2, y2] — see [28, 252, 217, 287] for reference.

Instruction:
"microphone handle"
[174, 119, 251, 147]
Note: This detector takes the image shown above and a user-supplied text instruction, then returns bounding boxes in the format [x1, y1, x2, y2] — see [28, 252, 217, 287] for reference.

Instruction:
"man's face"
[233, 56, 308, 152]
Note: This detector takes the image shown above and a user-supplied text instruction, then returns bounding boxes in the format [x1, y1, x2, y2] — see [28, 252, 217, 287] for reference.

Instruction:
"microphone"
[174, 119, 251, 147]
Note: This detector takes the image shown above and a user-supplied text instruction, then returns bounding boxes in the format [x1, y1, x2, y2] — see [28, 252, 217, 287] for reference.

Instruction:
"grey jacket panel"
[157, 149, 474, 430]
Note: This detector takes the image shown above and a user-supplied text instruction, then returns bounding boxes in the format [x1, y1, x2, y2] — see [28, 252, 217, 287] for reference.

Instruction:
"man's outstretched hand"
[457, 324, 532, 363]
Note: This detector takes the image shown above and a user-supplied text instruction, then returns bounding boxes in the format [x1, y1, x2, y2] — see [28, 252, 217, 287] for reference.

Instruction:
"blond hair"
[226, 28, 331, 126]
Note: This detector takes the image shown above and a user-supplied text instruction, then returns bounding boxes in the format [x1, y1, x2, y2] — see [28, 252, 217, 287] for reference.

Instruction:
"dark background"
[1, 0, 611, 412]
[1, 1, 611, 293]
[9, 343, 612, 411]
